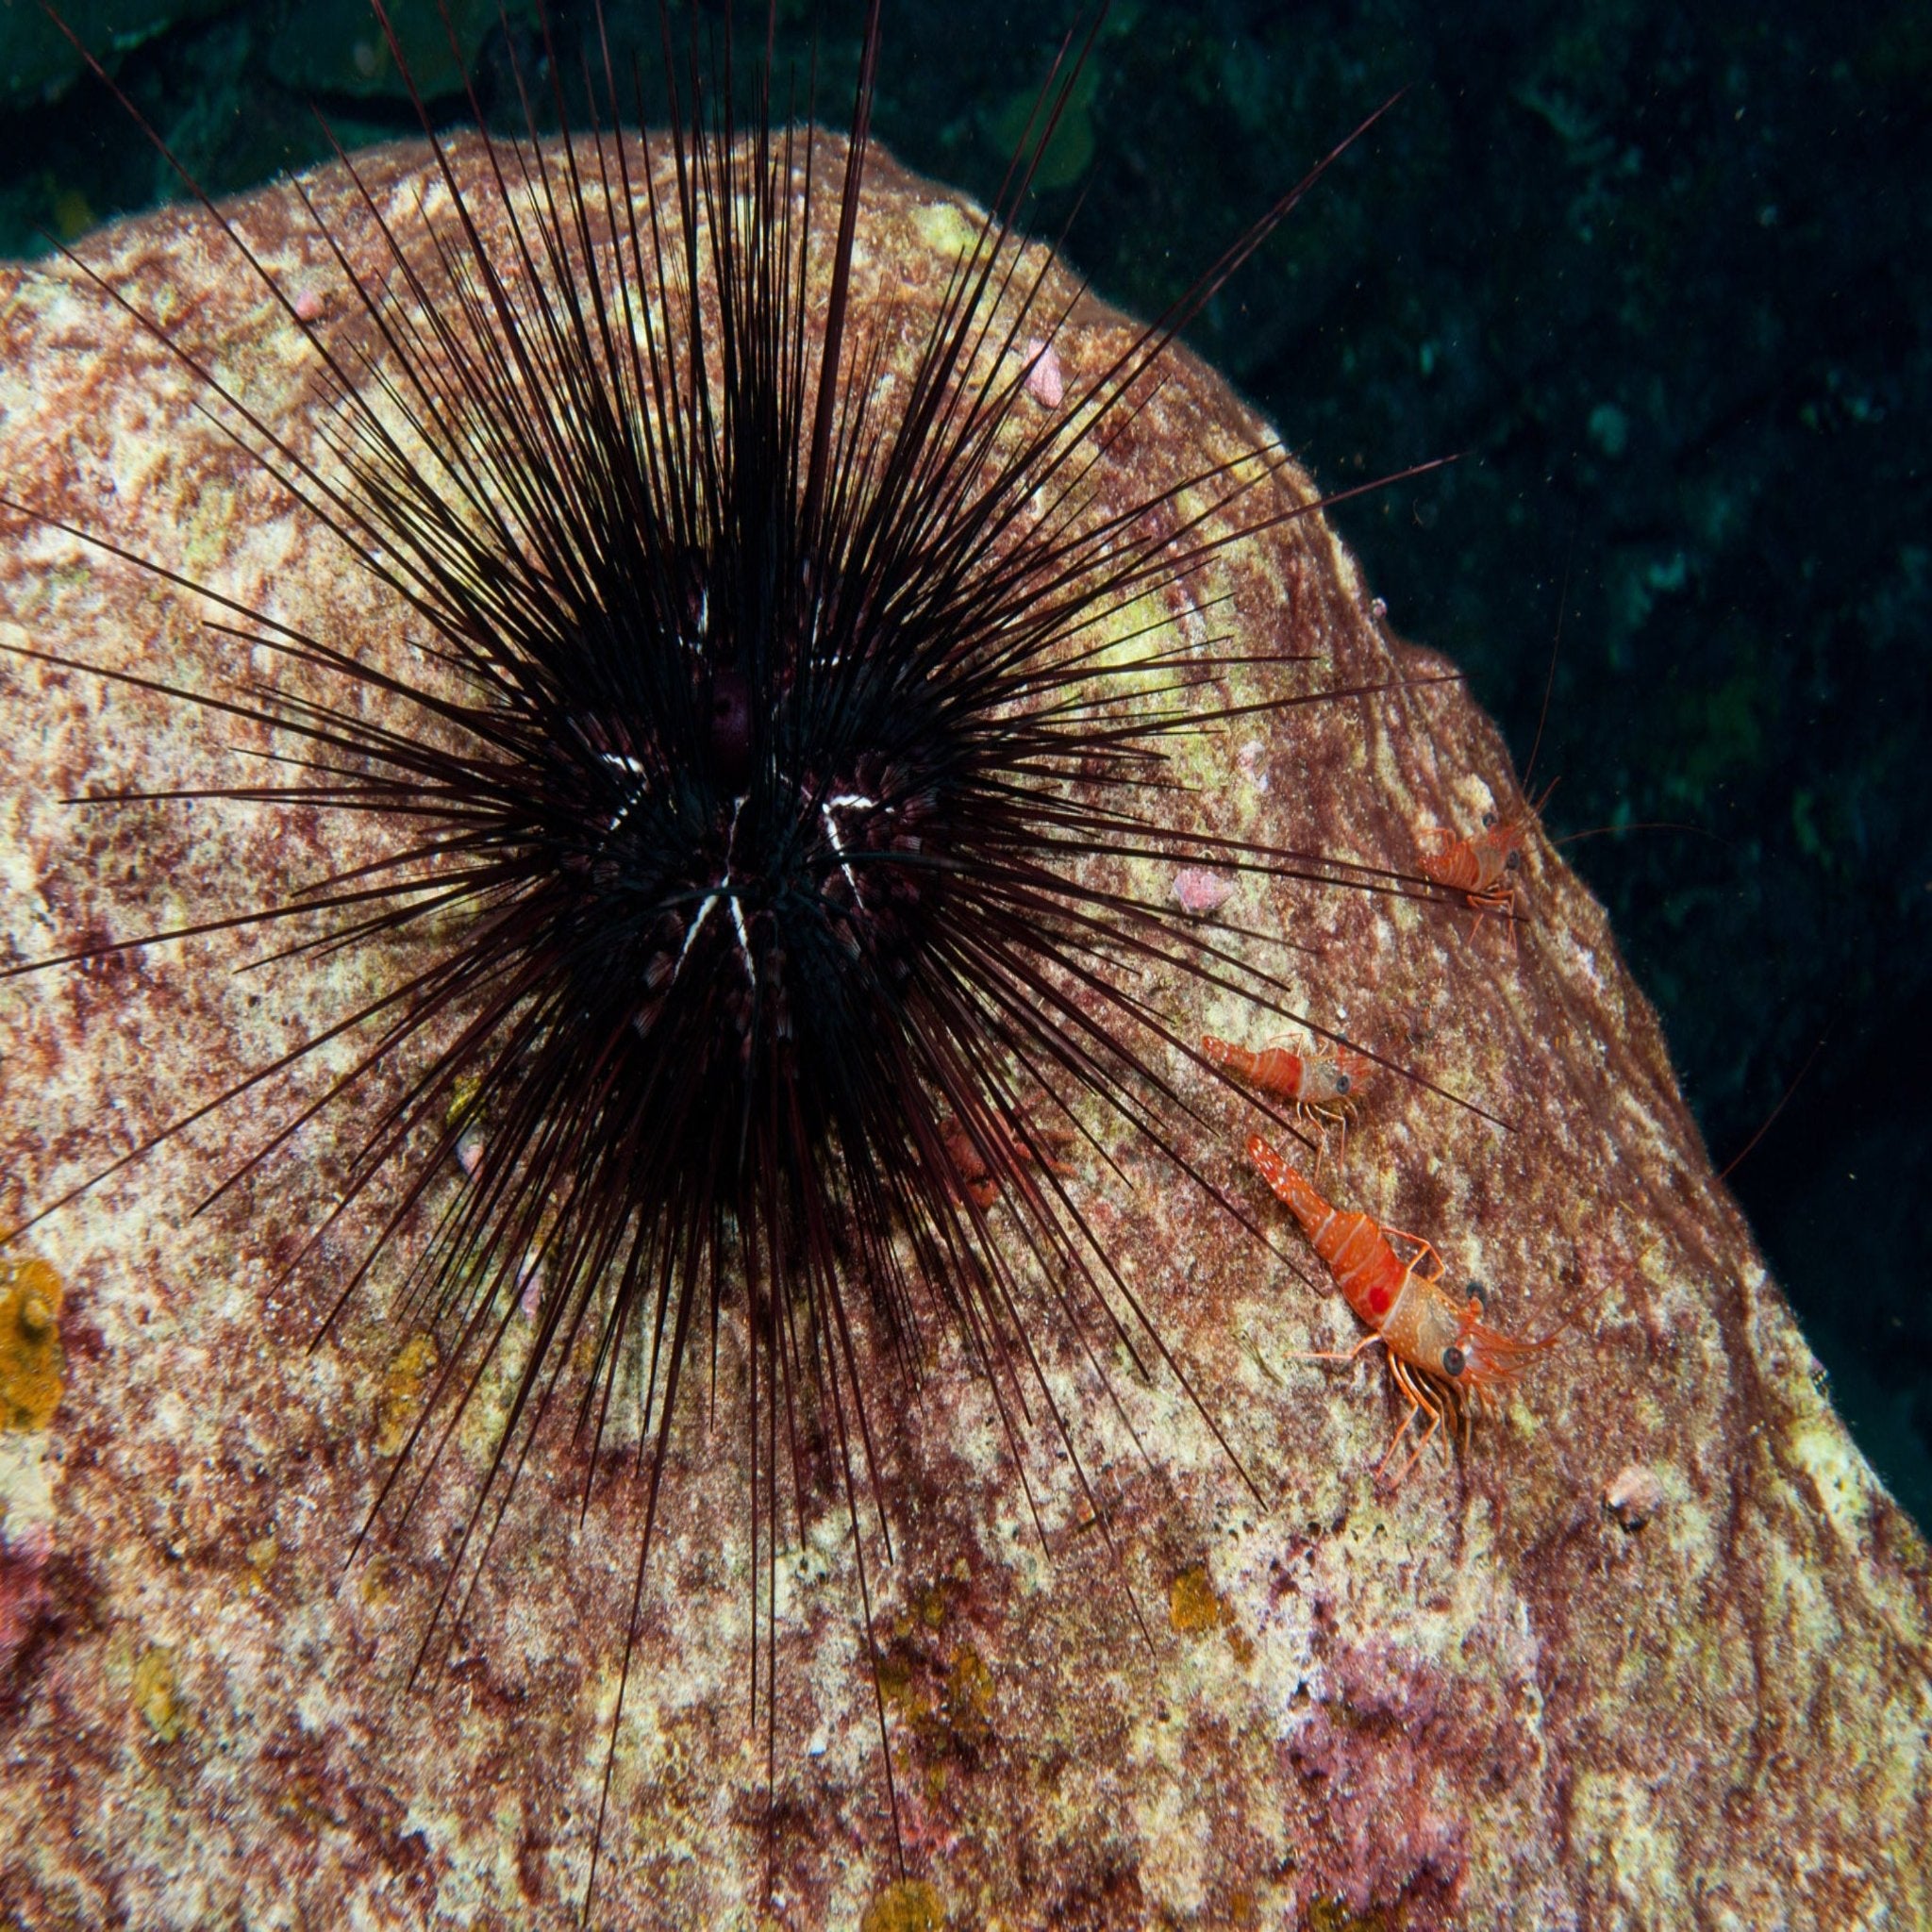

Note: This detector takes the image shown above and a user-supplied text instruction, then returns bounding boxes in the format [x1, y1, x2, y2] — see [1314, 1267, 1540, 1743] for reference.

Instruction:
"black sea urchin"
[5, 0, 1432, 1908]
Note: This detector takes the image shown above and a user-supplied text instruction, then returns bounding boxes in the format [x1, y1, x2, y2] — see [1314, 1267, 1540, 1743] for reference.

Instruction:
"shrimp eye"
[1441, 1344, 1467, 1379]
[1505, 849, 1523, 871]
[1466, 1279, 1487, 1308]
[1333, 1074, 1351, 1095]
[1481, 811, 1496, 829]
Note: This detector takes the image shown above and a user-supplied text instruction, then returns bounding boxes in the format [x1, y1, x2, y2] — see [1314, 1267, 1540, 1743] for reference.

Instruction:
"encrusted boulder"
[2, 135, 1927, 1930]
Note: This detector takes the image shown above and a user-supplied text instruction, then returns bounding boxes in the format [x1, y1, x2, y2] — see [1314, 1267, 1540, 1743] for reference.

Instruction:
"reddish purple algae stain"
[1281, 1636, 1492, 1917]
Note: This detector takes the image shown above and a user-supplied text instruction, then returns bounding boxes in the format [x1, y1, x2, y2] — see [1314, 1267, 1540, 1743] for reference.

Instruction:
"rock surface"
[2, 134, 1929, 1930]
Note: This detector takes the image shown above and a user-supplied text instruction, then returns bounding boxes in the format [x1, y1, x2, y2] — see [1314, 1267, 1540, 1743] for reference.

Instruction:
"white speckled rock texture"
[2, 134, 1928, 1931]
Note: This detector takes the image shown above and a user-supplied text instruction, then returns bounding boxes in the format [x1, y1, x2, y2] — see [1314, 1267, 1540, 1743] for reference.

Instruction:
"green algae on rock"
[1, 133, 1929, 1929]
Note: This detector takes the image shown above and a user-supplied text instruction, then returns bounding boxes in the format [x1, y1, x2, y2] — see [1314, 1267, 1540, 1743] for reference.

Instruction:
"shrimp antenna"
[1718, 1032, 1830, 1182]
[1521, 517, 1577, 798]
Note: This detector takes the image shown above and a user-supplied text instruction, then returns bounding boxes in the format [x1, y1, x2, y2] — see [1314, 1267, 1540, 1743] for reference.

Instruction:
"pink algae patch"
[0, 1521, 53, 1679]
[1172, 867, 1233, 915]
[1022, 336, 1064, 408]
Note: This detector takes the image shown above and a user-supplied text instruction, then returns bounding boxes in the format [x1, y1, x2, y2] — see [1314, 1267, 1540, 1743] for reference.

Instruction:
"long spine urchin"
[5, 1, 1437, 1907]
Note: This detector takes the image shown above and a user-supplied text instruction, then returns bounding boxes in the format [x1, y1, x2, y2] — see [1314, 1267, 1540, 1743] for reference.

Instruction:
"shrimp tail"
[1245, 1133, 1325, 1235]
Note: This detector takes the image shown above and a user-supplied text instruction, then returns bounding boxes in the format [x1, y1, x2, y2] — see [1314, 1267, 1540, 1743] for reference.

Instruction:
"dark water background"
[2, 0, 1926, 1520]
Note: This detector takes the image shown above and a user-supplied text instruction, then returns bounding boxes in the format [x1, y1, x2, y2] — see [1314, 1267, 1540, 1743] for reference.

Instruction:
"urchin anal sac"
[2, 135, 1929, 1931]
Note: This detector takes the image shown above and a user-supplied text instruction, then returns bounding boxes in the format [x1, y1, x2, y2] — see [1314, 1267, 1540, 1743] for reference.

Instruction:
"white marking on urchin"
[676, 891, 723, 974]
[668, 793, 756, 988]
[597, 750, 648, 837]
[820, 791, 878, 908]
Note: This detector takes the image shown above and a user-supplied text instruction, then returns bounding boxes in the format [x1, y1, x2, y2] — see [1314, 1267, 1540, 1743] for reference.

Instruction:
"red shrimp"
[1421, 782, 1714, 942]
[1416, 812, 1527, 910]
[1202, 1033, 1371, 1173]
[1247, 1134, 1556, 1483]
[939, 1113, 1074, 1209]
[1414, 784, 1557, 939]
